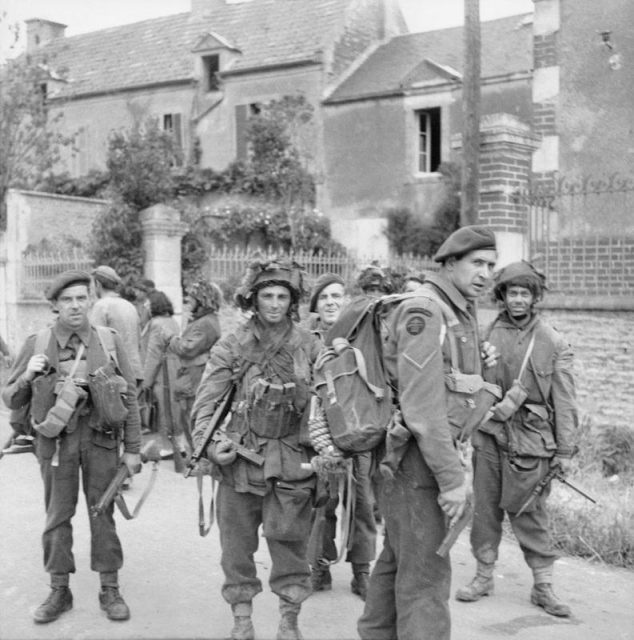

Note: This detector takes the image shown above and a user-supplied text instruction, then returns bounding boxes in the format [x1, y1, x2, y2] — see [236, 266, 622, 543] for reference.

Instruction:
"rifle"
[436, 497, 474, 557]
[515, 466, 597, 517]
[185, 384, 241, 478]
[90, 440, 161, 519]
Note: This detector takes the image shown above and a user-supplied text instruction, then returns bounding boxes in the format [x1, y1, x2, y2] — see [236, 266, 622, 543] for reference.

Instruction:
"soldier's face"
[256, 285, 292, 326]
[447, 250, 497, 300]
[504, 285, 534, 317]
[316, 283, 346, 326]
[53, 284, 91, 330]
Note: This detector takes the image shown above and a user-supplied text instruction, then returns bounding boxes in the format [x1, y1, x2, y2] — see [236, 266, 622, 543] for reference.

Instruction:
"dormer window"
[203, 55, 220, 92]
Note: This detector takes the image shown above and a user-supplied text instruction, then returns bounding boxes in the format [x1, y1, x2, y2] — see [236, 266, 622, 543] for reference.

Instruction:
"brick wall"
[535, 237, 634, 296]
[533, 32, 558, 68]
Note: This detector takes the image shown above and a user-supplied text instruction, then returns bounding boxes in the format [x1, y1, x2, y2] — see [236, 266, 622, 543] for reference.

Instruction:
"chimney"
[25, 19, 67, 53]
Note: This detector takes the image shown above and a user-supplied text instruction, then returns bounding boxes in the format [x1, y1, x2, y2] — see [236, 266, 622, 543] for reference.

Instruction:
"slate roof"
[41, 0, 351, 99]
[326, 13, 533, 103]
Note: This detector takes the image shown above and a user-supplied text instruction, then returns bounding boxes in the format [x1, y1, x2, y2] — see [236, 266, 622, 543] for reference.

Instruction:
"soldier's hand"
[438, 482, 468, 528]
[121, 452, 142, 475]
[207, 438, 237, 466]
[24, 354, 49, 381]
[552, 455, 573, 476]
[480, 341, 499, 369]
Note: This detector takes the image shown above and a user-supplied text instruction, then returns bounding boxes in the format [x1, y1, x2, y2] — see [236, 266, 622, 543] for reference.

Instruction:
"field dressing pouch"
[313, 297, 393, 453]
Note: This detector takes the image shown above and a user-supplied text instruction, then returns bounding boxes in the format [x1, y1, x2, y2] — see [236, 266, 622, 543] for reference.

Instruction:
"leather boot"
[310, 561, 332, 592]
[351, 564, 370, 601]
[530, 583, 571, 617]
[455, 561, 495, 602]
[99, 586, 130, 621]
[276, 599, 303, 640]
[231, 602, 255, 640]
[33, 586, 73, 624]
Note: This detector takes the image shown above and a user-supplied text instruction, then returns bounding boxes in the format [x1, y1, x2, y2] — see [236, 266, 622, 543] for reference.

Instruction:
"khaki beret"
[309, 273, 345, 312]
[433, 225, 497, 263]
[45, 270, 91, 301]
[92, 265, 122, 286]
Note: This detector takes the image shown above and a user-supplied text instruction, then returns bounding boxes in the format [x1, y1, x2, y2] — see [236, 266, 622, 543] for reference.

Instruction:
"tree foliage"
[0, 54, 75, 227]
[88, 119, 179, 274]
[106, 119, 180, 209]
[385, 162, 461, 257]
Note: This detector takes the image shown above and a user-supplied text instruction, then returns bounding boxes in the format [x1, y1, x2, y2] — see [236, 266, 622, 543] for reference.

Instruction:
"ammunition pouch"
[490, 379, 529, 422]
[445, 370, 502, 442]
[89, 361, 129, 431]
[506, 403, 556, 458]
[247, 378, 300, 439]
[33, 377, 88, 439]
[500, 453, 550, 513]
[379, 410, 411, 480]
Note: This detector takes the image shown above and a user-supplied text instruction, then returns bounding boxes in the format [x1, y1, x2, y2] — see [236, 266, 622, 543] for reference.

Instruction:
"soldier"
[456, 261, 578, 617]
[191, 259, 320, 640]
[358, 225, 498, 640]
[2, 270, 142, 624]
[90, 265, 144, 386]
[305, 274, 377, 600]
[167, 278, 222, 448]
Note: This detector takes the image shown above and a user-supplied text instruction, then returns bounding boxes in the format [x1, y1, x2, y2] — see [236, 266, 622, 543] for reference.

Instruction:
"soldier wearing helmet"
[191, 258, 321, 640]
[167, 278, 223, 447]
[456, 260, 578, 618]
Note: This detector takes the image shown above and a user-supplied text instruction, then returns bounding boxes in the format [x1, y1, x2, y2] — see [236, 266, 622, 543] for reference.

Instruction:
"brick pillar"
[532, 0, 560, 188]
[453, 113, 540, 266]
[140, 204, 188, 317]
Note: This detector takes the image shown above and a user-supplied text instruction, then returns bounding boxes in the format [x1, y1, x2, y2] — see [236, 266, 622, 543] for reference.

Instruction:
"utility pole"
[460, 0, 481, 225]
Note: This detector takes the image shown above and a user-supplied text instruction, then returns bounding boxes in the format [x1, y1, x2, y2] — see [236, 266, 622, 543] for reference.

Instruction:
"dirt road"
[0, 416, 632, 640]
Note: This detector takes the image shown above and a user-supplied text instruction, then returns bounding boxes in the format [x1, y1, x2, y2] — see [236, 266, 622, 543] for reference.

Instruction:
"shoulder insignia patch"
[405, 315, 426, 335]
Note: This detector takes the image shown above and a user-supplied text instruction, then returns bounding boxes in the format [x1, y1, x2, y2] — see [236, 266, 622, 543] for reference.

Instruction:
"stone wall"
[543, 310, 633, 434]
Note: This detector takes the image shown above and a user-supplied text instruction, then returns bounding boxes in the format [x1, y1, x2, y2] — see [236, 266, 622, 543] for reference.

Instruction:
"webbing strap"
[113, 461, 159, 519]
[197, 474, 215, 537]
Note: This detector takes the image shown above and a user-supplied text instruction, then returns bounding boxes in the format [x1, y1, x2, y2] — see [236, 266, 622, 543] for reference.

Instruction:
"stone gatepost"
[453, 113, 540, 267]
[139, 204, 188, 317]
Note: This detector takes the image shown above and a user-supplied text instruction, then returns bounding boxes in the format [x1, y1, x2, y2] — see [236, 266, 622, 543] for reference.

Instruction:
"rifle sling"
[113, 461, 159, 520]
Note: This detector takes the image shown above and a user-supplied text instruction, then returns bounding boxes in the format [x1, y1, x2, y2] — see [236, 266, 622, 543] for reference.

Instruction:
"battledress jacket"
[379, 273, 480, 493]
[167, 311, 221, 399]
[480, 311, 578, 457]
[2, 321, 141, 454]
[191, 316, 321, 495]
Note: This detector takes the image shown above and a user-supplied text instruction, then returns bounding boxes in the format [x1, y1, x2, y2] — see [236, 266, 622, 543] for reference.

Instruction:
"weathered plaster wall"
[50, 84, 195, 176]
[559, 0, 634, 177]
[196, 65, 323, 171]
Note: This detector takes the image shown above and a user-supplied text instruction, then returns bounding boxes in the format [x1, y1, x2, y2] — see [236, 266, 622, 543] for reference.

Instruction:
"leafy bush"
[384, 162, 460, 257]
[88, 198, 143, 279]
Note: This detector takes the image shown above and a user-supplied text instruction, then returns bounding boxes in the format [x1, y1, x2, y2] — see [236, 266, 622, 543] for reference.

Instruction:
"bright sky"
[1, 0, 534, 59]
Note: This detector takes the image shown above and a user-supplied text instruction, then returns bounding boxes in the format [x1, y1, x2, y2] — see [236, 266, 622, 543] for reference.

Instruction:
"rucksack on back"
[313, 297, 393, 453]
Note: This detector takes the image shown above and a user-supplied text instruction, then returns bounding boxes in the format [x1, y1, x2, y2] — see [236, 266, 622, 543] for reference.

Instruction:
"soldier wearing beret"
[304, 274, 378, 600]
[2, 270, 142, 624]
[358, 225, 499, 640]
[191, 259, 321, 640]
[90, 265, 144, 385]
[456, 261, 578, 617]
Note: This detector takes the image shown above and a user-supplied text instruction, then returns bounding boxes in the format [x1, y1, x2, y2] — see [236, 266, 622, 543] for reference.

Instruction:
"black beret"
[433, 226, 497, 263]
[309, 273, 345, 312]
[46, 270, 92, 301]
